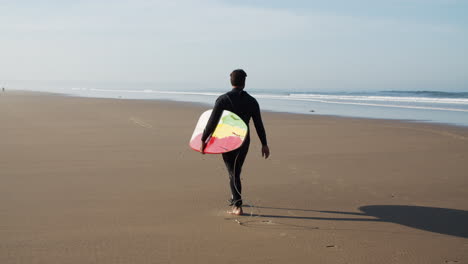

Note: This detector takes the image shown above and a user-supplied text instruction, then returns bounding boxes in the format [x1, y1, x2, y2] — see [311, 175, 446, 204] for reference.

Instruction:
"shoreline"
[6, 89, 468, 131]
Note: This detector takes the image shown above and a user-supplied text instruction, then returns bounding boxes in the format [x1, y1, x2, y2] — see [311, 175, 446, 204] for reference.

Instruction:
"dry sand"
[1, 91, 468, 264]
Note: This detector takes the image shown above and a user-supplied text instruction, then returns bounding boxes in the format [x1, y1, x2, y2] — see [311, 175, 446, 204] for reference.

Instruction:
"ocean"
[4, 81, 468, 127]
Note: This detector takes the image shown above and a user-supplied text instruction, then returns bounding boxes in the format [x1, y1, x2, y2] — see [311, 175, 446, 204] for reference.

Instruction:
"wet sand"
[1, 91, 468, 263]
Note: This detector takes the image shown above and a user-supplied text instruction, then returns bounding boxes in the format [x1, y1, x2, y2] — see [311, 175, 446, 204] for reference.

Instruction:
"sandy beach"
[1, 91, 467, 264]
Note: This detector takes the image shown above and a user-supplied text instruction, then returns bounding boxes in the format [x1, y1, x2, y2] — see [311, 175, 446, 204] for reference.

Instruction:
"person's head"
[230, 69, 247, 89]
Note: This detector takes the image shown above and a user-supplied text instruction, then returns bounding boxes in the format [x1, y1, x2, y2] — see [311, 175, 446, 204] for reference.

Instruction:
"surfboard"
[189, 110, 248, 154]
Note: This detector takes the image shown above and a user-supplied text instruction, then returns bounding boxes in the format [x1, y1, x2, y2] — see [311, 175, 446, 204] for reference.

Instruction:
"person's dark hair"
[230, 69, 247, 87]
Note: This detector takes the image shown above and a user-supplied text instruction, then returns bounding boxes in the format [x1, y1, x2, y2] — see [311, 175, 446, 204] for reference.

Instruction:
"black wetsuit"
[202, 88, 268, 207]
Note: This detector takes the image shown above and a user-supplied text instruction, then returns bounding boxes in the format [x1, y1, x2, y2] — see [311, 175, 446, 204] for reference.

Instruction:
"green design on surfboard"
[221, 114, 247, 129]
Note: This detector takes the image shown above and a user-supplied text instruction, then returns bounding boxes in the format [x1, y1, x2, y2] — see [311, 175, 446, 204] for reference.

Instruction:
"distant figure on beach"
[2, 87, 4, 92]
[200, 69, 270, 215]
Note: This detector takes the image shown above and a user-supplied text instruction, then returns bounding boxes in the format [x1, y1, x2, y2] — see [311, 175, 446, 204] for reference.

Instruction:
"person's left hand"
[200, 140, 207, 154]
[261, 145, 270, 159]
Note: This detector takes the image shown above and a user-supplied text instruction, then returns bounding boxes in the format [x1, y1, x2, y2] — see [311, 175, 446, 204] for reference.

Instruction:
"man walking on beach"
[200, 69, 270, 215]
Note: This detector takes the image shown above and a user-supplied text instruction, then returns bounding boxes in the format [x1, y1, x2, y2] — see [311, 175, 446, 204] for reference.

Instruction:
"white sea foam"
[287, 93, 468, 105]
[67, 88, 468, 113]
[284, 98, 468, 112]
[86, 88, 222, 97]
[250, 94, 468, 112]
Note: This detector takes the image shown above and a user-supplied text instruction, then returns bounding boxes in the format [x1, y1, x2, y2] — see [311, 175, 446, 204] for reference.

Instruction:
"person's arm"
[252, 100, 270, 158]
[200, 97, 224, 153]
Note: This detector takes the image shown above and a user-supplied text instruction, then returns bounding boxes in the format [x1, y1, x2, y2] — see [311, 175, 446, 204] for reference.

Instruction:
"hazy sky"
[1, 0, 467, 91]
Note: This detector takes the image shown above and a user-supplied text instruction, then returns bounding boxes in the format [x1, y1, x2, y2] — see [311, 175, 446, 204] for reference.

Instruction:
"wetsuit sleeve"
[201, 97, 225, 142]
[252, 99, 268, 146]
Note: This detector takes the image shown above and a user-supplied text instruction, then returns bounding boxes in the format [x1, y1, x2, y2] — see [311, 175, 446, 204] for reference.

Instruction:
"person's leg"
[222, 139, 250, 208]
[222, 150, 239, 206]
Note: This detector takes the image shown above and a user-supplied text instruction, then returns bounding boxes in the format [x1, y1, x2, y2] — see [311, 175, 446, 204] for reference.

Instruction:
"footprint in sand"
[130, 117, 153, 129]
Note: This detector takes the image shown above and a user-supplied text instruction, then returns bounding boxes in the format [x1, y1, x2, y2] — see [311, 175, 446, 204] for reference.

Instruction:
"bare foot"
[228, 206, 243, 216]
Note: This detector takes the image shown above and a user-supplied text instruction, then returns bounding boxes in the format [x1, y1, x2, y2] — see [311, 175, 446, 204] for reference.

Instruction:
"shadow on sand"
[243, 205, 468, 238]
